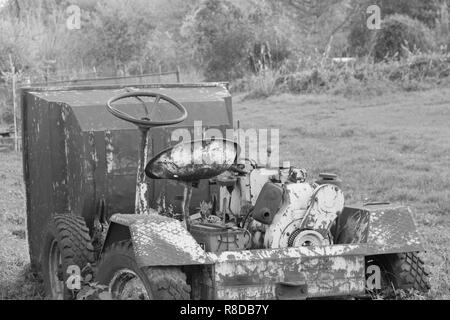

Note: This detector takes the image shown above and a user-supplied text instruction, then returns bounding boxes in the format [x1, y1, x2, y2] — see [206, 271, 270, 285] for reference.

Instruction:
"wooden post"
[9, 54, 18, 152]
[158, 65, 162, 83]
[12, 74, 17, 152]
[176, 66, 181, 83]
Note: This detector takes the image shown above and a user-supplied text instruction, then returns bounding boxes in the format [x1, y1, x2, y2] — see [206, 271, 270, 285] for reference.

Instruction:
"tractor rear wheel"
[369, 252, 430, 297]
[42, 214, 95, 300]
[97, 241, 191, 300]
[385, 252, 430, 292]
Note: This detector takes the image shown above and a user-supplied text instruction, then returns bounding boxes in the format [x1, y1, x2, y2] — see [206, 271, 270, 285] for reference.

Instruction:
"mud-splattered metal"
[106, 202, 425, 300]
[337, 204, 424, 253]
[210, 245, 366, 299]
[110, 214, 211, 266]
[145, 139, 239, 181]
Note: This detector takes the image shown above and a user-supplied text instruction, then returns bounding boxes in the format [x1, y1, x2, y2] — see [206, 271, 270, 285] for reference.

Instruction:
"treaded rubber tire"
[386, 252, 430, 292]
[42, 214, 95, 300]
[97, 240, 191, 300]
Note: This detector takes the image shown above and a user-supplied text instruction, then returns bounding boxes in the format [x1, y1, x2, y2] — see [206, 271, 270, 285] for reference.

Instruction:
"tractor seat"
[145, 139, 239, 182]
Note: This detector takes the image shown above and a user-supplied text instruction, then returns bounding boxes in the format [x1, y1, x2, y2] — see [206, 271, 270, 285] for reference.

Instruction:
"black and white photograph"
[0, 0, 449, 306]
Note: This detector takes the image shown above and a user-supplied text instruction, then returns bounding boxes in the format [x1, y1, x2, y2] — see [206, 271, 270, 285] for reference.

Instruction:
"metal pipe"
[135, 126, 152, 215]
[181, 183, 193, 231]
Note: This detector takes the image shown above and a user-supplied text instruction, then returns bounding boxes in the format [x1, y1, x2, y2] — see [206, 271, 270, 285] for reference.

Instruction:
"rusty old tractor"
[21, 83, 429, 300]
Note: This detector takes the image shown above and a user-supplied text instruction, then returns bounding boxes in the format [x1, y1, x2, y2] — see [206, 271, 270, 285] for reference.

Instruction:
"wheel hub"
[109, 269, 150, 300]
[48, 239, 64, 300]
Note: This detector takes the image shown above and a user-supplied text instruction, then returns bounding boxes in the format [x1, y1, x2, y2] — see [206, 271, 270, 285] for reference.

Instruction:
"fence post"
[13, 74, 18, 152]
[158, 65, 162, 83]
[176, 66, 181, 83]
[9, 54, 18, 152]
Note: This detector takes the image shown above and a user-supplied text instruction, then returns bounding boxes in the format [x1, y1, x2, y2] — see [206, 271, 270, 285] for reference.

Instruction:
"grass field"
[1, 87, 450, 299]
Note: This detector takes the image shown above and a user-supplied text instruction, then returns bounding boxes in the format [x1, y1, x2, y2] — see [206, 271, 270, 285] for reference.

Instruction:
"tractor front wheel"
[42, 214, 95, 300]
[96, 241, 191, 300]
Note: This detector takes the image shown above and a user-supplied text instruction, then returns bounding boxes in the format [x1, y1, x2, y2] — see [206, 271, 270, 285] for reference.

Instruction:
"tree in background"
[181, 0, 252, 81]
[0, 0, 192, 78]
[80, 0, 156, 76]
[348, 0, 441, 57]
[132, 0, 198, 74]
[0, 0, 449, 82]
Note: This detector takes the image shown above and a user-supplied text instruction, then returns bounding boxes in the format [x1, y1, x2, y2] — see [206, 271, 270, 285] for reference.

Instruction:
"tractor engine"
[245, 168, 345, 249]
[198, 164, 345, 252]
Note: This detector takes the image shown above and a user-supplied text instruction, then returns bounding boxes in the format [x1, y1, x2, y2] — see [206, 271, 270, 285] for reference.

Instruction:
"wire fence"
[24, 67, 181, 87]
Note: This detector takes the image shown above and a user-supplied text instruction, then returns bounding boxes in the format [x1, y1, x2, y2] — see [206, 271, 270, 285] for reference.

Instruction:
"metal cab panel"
[21, 83, 232, 268]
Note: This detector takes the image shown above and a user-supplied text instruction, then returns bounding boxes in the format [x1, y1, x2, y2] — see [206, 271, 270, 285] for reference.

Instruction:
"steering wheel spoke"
[106, 91, 188, 128]
[154, 94, 161, 105]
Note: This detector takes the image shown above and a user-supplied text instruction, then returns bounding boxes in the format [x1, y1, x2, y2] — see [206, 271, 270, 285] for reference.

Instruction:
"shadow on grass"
[0, 264, 45, 300]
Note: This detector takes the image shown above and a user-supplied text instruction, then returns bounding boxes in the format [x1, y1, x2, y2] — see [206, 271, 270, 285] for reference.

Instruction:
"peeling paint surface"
[145, 139, 238, 181]
[335, 204, 424, 253]
[367, 206, 422, 247]
[300, 184, 345, 239]
[264, 183, 313, 248]
[248, 168, 278, 205]
[110, 214, 211, 266]
[210, 246, 365, 299]
[105, 131, 114, 173]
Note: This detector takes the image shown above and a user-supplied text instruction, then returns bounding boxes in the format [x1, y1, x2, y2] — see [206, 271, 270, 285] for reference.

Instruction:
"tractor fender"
[101, 213, 212, 267]
[336, 204, 426, 254]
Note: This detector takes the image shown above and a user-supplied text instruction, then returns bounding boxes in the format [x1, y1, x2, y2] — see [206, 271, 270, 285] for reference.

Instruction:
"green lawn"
[0, 152, 44, 299]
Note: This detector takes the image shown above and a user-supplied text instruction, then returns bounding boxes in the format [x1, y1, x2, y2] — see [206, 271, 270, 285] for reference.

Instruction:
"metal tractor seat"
[145, 139, 238, 182]
[145, 138, 239, 230]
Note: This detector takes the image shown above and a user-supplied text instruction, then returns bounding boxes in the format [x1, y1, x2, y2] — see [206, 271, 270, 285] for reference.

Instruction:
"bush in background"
[1, 108, 14, 125]
[372, 15, 436, 62]
[234, 69, 281, 99]
[377, 0, 439, 28]
[234, 52, 450, 98]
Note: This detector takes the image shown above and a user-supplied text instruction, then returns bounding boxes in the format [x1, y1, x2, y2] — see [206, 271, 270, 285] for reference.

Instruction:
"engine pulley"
[288, 229, 326, 247]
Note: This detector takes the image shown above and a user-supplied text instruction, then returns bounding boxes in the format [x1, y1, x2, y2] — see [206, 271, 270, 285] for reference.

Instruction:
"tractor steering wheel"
[106, 91, 188, 128]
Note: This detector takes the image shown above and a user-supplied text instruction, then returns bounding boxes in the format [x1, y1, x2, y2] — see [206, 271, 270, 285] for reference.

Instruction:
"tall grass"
[236, 69, 280, 99]
[235, 53, 450, 99]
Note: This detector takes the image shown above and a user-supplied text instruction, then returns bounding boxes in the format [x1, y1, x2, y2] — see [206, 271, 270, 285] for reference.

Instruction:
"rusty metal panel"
[110, 214, 212, 266]
[209, 245, 366, 299]
[105, 129, 139, 216]
[367, 205, 423, 247]
[335, 206, 370, 244]
[23, 94, 53, 267]
[337, 204, 424, 253]
[49, 102, 86, 217]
